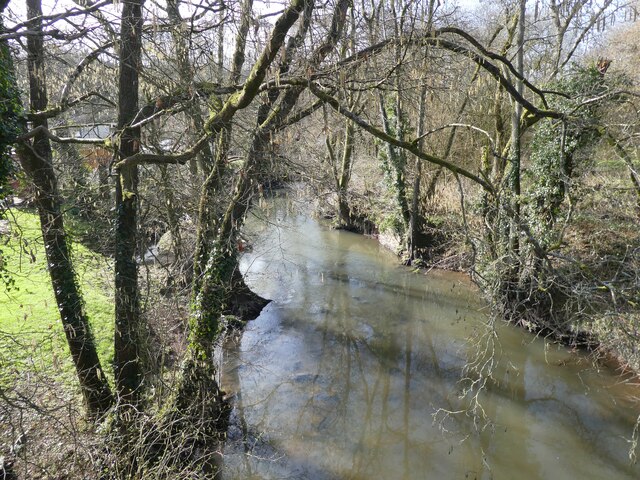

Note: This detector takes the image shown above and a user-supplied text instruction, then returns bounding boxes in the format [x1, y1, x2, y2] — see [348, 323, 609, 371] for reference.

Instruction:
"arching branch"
[0, 0, 112, 40]
[114, 0, 311, 171]
[266, 28, 565, 122]
[27, 91, 115, 120]
[308, 82, 495, 193]
[59, 41, 114, 106]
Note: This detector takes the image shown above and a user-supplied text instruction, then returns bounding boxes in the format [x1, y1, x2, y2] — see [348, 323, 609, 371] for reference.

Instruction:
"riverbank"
[307, 178, 640, 378]
[225, 198, 640, 479]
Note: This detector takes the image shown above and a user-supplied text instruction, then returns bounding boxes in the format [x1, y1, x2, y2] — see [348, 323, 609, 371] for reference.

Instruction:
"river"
[220, 193, 640, 479]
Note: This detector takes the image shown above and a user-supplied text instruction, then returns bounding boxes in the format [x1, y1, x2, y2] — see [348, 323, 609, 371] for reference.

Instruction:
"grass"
[0, 209, 114, 386]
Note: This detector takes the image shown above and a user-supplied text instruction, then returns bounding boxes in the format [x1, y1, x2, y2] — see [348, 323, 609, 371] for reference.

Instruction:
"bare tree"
[113, 0, 145, 407]
[13, 0, 113, 416]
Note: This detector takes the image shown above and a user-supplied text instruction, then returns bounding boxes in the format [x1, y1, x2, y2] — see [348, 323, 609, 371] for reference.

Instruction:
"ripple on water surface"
[221, 197, 640, 480]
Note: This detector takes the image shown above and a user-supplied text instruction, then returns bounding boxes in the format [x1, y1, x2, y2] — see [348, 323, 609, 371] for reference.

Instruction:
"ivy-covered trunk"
[408, 80, 428, 263]
[378, 91, 410, 231]
[13, 0, 113, 416]
[184, 0, 348, 331]
[164, 0, 309, 442]
[115, 1, 310, 470]
[0, 0, 20, 211]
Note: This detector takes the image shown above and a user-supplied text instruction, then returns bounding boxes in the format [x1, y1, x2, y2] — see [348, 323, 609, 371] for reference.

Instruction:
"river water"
[221, 194, 640, 479]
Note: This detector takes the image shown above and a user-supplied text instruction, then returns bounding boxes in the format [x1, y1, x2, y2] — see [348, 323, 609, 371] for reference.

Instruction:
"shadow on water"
[219, 196, 640, 480]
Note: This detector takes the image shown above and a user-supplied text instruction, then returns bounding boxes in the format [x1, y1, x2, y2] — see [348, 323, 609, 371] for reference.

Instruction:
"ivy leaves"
[0, 19, 23, 203]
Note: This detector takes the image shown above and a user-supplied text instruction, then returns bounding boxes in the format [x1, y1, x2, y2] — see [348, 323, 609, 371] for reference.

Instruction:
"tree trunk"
[509, 0, 525, 256]
[166, 0, 214, 176]
[376, 1, 411, 233]
[336, 120, 355, 229]
[378, 91, 410, 230]
[191, 0, 338, 320]
[173, 0, 310, 420]
[114, 0, 145, 405]
[408, 81, 427, 262]
[14, 0, 113, 417]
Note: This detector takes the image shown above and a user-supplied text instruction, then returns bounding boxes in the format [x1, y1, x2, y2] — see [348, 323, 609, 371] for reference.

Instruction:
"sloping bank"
[312, 188, 640, 378]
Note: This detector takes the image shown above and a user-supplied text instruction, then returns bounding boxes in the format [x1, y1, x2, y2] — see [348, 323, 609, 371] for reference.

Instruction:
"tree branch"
[266, 28, 564, 121]
[309, 82, 495, 193]
[59, 41, 114, 106]
[1, 0, 112, 39]
[27, 91, 115, 120]
[114, 0, 311, 170]
[18, 125, 107, 145]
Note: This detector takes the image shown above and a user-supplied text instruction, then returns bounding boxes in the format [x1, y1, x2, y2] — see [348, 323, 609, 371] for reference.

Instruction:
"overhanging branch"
[308, 82, 495, 193]
[114, 0, 310, 170]
[268, 28, 564, 122]
[27, 91, 115, 121]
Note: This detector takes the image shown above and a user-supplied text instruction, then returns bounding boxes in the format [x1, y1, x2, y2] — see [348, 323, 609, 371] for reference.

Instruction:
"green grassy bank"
[1, 210, 114, 386]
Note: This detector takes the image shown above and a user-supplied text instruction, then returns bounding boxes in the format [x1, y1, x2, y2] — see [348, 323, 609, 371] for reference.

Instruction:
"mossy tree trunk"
[189, 0, 347, 323]
[328, 10, 358, 231]
[325, 115, 356, 230]
[172, 0, 310, 415]
[370, 2, 411, 236]
[225, 0, 349, 251]
[232, 0, 350, 241]
[507, 0, 525, 258]
[480, 16, 519, 264]
[188, 0, 259, 313]
[378, 90, 410, 231]
[407, 84, 426, 262]
[110, 4, 309, 473]
[14, 0, 113, 417]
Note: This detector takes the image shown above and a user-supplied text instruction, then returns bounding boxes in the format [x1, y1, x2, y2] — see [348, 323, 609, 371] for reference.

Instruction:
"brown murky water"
[221, 195, 640, 479]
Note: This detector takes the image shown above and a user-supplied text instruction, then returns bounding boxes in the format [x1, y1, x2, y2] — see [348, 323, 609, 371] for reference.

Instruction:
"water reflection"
[221, 196, 640, 480]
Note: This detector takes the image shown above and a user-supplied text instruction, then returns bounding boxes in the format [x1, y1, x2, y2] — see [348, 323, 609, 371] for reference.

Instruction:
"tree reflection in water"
[219, 198, 640, 480]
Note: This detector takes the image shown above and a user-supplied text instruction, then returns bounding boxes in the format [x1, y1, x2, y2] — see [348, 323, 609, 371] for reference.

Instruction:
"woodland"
[1, 0, 640, 478]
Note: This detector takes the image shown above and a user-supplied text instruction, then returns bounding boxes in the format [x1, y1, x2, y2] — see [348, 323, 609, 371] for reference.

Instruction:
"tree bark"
[509, 0, 525, 255]
[166, 0, 213, 176]
[177, 0, 311, 409]
[14, 0, 113, 417]
[378, 92, 410, 231]
[337, 120, 355, 228]
[114, 0, 145, 405]
[190, 0, 259, 297]
[373, 1, 410, 234]
[408, 84, 426, 262]
[162, 8, 313, 473]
